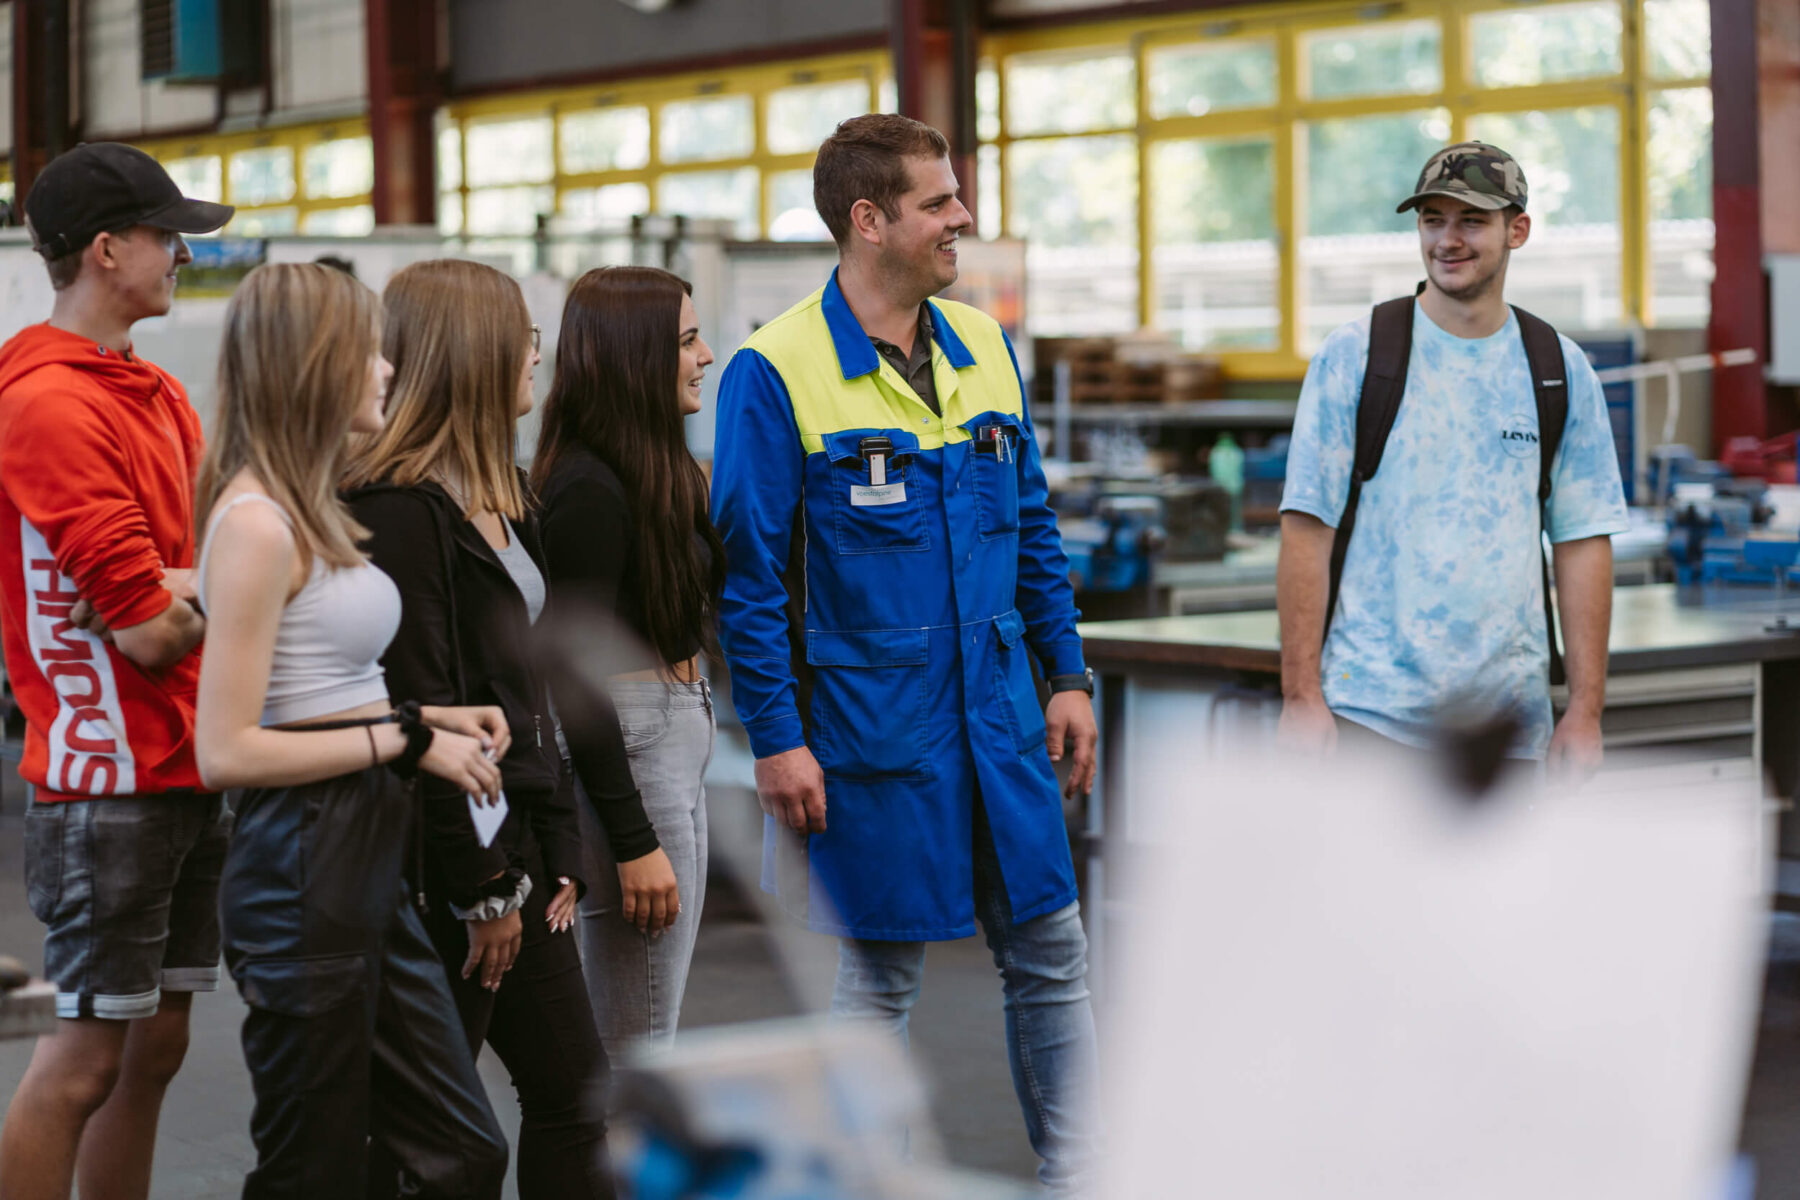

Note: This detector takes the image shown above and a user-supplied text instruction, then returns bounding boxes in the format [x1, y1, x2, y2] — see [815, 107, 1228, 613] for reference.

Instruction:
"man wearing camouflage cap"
[1275, 141, 1627, 773]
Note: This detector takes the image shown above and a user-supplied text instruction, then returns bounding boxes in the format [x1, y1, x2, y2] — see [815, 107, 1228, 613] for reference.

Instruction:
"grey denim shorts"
[25, 792, 231, 1020]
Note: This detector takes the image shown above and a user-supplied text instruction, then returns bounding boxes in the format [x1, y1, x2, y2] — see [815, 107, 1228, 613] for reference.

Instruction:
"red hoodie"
[0, 323, 205, 800]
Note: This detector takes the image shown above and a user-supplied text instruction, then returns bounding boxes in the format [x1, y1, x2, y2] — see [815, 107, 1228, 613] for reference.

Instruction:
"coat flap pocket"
[236, 954, 367, 1018]
[993, 610, 1026, 648]
[959, 410, 1028, 441]
[821, 428, 923, 465]
[824, 426, 921, 464]
[806, 627, 930, 668]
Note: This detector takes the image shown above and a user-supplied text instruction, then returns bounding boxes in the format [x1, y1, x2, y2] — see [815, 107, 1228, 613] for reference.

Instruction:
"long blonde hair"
[198, 262, 380, 569]
[342, 258, 529, 520]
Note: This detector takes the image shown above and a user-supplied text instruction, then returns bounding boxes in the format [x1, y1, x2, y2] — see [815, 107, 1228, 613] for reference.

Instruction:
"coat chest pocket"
[822, 429, 930, 555]
[960, 412, 1025, 540]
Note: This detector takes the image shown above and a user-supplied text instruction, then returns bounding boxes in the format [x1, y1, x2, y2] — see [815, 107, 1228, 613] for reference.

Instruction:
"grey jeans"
[574, 678, 713, 1053]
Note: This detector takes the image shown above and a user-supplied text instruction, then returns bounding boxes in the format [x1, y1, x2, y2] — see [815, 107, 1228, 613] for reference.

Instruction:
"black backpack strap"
[1513, 305, 1571, 687]
[1324, 294, 1416, 642]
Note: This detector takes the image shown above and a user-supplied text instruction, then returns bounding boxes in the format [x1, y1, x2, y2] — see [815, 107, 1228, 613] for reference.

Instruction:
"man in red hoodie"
[0, 143, 231, 1200]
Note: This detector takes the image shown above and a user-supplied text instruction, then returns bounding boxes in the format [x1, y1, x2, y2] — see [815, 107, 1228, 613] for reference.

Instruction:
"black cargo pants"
[221, 764, 508, 1200]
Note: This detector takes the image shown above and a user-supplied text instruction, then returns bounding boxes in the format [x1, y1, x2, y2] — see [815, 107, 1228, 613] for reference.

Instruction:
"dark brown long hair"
[530, 266, 724, 665]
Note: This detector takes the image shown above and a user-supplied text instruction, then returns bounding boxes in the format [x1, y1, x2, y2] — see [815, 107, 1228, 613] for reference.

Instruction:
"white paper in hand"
[467, 791, 508, 848]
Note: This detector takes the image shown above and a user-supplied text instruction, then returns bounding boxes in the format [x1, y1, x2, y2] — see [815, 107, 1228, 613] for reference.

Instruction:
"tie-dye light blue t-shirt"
[1280, 303, 1628, 757]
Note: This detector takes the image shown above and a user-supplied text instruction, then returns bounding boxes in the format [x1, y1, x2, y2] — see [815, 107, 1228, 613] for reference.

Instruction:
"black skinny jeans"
[410, 836, 616, 1200]
[221, 765, 509, 1200]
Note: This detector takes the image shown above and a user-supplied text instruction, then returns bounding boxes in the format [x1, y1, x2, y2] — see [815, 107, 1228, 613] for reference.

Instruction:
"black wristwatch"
[1048, 668, 1095, 698]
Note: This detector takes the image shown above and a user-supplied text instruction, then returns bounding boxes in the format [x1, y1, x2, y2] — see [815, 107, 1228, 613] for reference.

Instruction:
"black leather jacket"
[345, 478, 582, 909]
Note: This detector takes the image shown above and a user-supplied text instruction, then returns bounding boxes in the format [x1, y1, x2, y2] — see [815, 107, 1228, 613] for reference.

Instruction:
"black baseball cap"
[24, 142, 234, 260]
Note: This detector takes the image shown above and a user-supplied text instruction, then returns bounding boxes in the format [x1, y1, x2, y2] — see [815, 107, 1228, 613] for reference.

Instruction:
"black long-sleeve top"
[345, 478, 585, 907]
[537, 446, 711, 862]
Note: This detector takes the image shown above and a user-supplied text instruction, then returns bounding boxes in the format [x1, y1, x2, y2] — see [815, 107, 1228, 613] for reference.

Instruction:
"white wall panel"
[83, 0, 216, 139]
[274, 0, 366, 111]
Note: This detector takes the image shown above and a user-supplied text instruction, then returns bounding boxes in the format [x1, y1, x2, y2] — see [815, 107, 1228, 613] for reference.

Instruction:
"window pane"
[227, 207, 298, 237]
[164, 156, 222, 203]
[1468, 106, 1622, 326]
[879, 77, 898, 114]
[768, 169, 828, 241]
[978, 143, 1002, 242]
[660, 96, 754, 164]
[1148, 39, 1277, 119]
[1007, 135, 1138, 335]
[1152, 137, 1278, 350]
[562, 182, 651, 229]
[439, 191, 463, 237]
[1303, 20, 1441, 100]
[466, 118, 553, 187]
[437, 122, 461, 191]
[299, 205, 375, 236]
[1648, 88, 1713, 326]
[1470, 2, 1623, 88]
[229, 148, 295, 206]
[302, 137, 373, 200]
[466, 185, 555, 235]
[767, 80, 870, 156]
[1646, 0, 1711, 79]
[1300, 109, 1449, 346]
[1004, 51, 1135, 137]
[657, 167, 760, 238]
[977, 65, 1000, 142]
[560, 106, 651, 173]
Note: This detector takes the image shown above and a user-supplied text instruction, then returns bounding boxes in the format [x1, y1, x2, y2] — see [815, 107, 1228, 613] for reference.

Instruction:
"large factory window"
[439, 50, 886, 240]
[302, 138, 374, 201]
[228, 147, 296, 208]
[164, 156, 223, 204]
[1301, 19, 1442, 100]
[1150, 136, 1279, 350]
[984, 0, 1713, 375]
[560, 107, 653, 174]
[1467, 106, 1623, 327]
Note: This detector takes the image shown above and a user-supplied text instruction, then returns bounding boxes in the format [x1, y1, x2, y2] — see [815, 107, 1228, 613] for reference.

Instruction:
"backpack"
[1322, 287, 1572, 685]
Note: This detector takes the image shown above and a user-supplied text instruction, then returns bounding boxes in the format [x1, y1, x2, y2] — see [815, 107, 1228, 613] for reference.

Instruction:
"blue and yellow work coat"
[711, 271, 1086, 941]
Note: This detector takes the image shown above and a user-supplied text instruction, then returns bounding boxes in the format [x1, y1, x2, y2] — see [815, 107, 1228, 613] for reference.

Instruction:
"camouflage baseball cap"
[1396, 141, 1528, 214]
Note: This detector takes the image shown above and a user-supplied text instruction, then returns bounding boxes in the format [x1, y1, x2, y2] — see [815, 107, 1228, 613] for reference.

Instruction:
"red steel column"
[1708, 0, 1767, 449]
[366, 0, 439, 227]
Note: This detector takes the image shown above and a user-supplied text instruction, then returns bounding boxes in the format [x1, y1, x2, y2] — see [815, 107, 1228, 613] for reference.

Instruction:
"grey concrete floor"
[0, 781, 1039, 1198]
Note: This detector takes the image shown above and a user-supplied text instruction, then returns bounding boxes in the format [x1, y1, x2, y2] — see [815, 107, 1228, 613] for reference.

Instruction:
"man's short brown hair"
[812, 114, 951, 246]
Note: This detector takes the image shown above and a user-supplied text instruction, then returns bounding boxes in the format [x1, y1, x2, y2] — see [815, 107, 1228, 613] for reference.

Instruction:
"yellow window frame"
[133, 119, 376, 234]
[985, 0, 1709, 380]
[440, 49, 889, 239]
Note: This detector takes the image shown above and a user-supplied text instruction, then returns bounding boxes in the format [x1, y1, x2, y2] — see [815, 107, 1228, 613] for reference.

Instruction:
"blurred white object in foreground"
[1105, 742, 1769, 1200]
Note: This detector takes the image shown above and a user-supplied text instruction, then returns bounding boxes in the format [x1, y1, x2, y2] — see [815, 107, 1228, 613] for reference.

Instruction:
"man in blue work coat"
[710, 114, 1101, 1194]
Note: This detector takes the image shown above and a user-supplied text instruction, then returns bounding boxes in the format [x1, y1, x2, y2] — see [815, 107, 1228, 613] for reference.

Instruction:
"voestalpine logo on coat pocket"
[850, 483, 907, 507]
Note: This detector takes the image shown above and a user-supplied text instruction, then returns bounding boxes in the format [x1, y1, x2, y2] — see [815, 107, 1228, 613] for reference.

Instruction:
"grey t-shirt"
[493, 523, 545, 626]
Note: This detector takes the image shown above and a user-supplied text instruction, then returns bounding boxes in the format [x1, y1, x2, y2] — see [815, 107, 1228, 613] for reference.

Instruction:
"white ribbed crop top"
[197, 492, 401, 727]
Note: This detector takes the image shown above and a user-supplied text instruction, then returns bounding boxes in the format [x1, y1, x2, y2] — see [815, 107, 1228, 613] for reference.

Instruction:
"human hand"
[545, 876, 579, 934]
[1045, 691, 1097, 798]
[68, 597, 113, 642]
[754, 746, 827, 833]
[1546, 709, 1604, 785]
[420, 729, 504, 802]
[462, 909, 522, 991]
[616, 848, 680, 935]
[421, 704, 511, 761]
[1277, 695, 1338, 755]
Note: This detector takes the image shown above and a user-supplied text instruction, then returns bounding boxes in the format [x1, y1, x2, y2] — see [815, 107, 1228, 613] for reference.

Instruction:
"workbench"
[1075, 584, 1800, 995]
